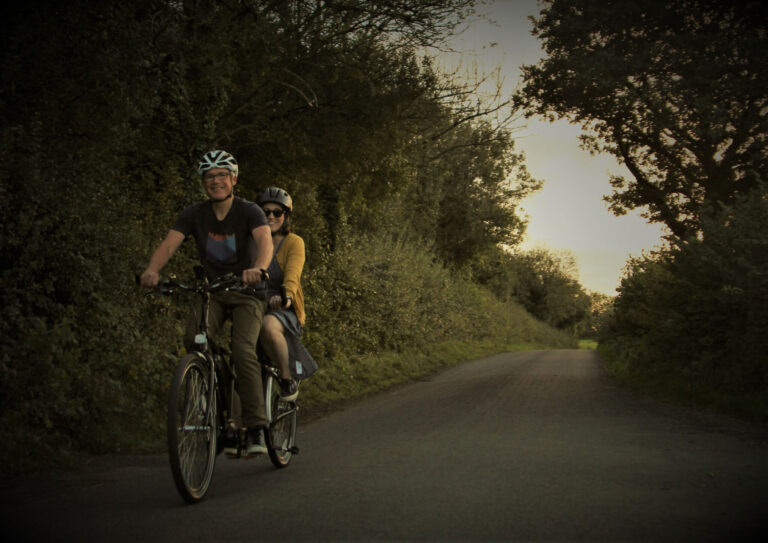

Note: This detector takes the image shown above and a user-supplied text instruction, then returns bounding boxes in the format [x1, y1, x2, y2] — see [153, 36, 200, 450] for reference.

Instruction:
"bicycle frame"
[188, 274, 245, 447]
[156, 267, 298, 504]
[182, 270, 293, 448]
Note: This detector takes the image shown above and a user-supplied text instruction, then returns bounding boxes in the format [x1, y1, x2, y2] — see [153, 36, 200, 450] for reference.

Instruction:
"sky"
[437, 0, 666, 295]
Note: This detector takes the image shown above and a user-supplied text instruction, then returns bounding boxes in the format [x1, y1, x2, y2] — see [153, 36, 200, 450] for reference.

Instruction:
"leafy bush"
[303, 233, 573, 361]
[600, 187, 768, 395]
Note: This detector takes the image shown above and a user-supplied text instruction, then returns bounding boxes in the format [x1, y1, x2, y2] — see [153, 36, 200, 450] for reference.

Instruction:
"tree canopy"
[515, 0, 768, 239]
[0, 0, 590, 474]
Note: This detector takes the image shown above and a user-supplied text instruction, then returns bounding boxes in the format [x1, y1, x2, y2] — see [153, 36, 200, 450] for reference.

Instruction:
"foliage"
[600, 187, 768, 394]
[507, 248, 591, 335]
[581, 291, 615, 339]
[0, 0, 589, 476]
[0, 0, 187, 475]
[516, 0, 768, 240]
[458, 242, 592, 336]
[303, 233, 569, 365]
[428, 121, 541, 267]
[298, 234, 577, 409]
[303, 234, 575, 361]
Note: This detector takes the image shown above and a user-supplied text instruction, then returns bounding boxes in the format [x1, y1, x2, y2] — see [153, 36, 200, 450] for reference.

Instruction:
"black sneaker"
[278, 377, 299, 402]
[244, 427, 267, 456]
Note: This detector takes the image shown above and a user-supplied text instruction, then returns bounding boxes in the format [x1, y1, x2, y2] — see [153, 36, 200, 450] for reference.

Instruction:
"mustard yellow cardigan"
[275, 233, 306, 326]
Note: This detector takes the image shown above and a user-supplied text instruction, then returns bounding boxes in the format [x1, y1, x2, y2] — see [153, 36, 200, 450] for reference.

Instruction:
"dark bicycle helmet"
[197, 150, 239, 176]
[257, 187, 293, 212]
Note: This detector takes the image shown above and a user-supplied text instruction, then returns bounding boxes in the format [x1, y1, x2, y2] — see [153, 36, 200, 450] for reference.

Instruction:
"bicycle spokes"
[168, 355, 217, 503]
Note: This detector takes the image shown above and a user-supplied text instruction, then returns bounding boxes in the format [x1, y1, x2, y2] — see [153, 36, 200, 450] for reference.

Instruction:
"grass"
[578, 339, 598, 350]
[297, 338, 548, 417]
[597, 344, 768, 422]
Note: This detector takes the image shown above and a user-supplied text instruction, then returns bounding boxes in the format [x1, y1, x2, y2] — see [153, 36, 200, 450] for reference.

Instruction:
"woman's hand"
[268, 295, 292, 311]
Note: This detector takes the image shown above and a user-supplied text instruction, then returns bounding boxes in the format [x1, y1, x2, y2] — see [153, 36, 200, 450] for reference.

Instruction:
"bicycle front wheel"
[264, 374, 298, 468]
[167, 353, 217, 503]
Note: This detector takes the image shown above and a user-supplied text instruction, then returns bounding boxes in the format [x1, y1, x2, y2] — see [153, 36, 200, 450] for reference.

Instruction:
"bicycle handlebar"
[137, 273, 291, 306]
[136, 273, 269, 299]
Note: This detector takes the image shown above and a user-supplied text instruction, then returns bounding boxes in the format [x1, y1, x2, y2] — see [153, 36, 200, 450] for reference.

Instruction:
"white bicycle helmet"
[197, 150, 239, 176]
[257, 187, 293, 212]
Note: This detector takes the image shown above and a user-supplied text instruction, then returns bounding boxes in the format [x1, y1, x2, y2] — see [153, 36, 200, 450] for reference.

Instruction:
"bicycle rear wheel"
[167, 353, 217, 503]
[264, 374, 298, 468]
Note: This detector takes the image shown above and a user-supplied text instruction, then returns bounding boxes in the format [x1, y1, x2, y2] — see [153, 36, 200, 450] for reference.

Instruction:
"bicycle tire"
[264, 373, 297, 468]
[167, 353, 217, 503]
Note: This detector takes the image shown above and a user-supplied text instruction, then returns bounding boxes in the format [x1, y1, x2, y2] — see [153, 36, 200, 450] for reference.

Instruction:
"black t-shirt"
[172, 197, 268, 280]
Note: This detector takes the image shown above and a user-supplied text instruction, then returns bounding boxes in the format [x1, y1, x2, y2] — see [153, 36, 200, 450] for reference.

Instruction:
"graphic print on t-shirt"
[206, 232, 237, 264]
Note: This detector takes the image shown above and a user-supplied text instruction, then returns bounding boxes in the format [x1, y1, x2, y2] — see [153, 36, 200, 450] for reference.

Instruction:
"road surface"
[4, 350, 767, 541]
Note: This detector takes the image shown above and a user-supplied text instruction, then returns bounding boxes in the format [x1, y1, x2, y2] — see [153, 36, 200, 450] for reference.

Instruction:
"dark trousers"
[184, 290, 267, 428]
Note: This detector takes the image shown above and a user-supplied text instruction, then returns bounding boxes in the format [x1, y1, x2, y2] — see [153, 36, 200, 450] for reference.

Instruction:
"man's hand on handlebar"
[241, 267, 268, 285]
[140, 269, 160, 288]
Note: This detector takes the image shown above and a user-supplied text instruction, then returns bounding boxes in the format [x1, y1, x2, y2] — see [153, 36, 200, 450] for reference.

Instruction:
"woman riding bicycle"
[257, 187, 317, 401]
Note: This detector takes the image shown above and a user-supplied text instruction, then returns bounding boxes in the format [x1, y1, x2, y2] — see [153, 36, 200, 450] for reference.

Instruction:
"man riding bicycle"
[140, 150, 273, 456]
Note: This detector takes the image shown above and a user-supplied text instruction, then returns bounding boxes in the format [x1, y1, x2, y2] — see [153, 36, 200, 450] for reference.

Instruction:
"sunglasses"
[262, 208, 285, 218]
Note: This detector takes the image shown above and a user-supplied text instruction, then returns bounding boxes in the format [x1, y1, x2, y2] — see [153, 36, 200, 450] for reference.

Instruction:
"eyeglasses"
[203, 171, 231, 182]
[262, 208, 285, 218]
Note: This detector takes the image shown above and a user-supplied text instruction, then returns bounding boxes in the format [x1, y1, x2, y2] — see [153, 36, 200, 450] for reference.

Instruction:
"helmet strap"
[210, 190, 233, 203]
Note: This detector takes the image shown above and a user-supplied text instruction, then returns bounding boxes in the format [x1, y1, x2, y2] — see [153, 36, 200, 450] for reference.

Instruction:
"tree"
[515, 0, 768, 240]
[601, 186, 768, 393]
[428, 120, 539, 267]
[511, 249, 590, 334]
[582, 291, 614, 339]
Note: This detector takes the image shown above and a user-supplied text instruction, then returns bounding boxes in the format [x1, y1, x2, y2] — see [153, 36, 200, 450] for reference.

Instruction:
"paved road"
[4, 350, 767, 541]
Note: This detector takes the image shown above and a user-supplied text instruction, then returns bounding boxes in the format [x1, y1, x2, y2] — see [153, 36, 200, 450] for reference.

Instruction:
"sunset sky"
[438, 0, 666, 294]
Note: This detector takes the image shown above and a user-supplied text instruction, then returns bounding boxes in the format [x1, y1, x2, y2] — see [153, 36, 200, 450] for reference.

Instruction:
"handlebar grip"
[280, 285, 288, 307]
[136, 273, 172, 292]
